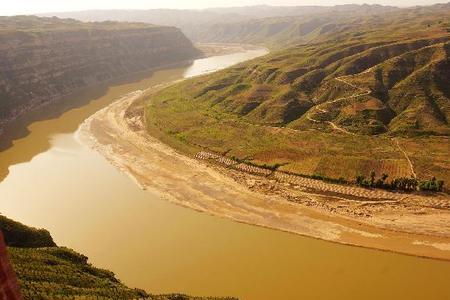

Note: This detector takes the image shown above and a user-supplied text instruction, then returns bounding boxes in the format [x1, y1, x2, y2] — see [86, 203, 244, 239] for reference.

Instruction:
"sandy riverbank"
[77, 86, 450, 261]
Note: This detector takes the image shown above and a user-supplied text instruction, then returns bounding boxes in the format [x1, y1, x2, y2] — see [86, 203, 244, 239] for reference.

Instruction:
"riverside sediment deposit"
[79, 77, 450, 261]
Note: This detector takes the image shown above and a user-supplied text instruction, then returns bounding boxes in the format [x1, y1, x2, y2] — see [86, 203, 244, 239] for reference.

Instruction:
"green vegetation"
[419, 177, 445, 192]
[2, 216, 237, 300]
[11, 245, 237, 300]
[308, 174, 348, 185]
[146, 3, 450, 192]
[1, 215, 147, 299]
[0, 215, 56, 248]
[355, 172, 417, 191]
[356, 172, 444, 192]
[10, 247, 149, 300]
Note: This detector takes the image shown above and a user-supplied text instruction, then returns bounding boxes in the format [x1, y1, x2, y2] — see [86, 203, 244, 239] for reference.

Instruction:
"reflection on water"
[0, 49, 265, 182]
[1, 49, 450, 300]
[0, 67, 185, 182]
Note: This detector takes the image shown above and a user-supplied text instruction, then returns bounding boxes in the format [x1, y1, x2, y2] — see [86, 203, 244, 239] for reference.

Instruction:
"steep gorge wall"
[0, 18, 200, 134]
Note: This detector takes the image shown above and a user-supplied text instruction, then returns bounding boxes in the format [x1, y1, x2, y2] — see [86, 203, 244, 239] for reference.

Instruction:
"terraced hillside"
[1, 216, 237, 300]
[145, 4, 450, 188]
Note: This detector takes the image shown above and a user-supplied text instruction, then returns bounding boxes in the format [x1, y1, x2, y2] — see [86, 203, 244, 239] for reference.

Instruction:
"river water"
[1, 49, 450, 300]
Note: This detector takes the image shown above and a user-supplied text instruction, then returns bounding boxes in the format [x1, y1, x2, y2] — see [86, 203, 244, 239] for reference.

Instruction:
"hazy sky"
[0, 0, 445, 16]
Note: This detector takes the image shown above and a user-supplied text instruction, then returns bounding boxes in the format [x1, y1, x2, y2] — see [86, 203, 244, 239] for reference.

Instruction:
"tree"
[375, 173, 389, 188]
[356, 175, 365, 186]
[437, 180, 444, 192]
[419, 177, 444, 192]
[370, 171, 376, 187]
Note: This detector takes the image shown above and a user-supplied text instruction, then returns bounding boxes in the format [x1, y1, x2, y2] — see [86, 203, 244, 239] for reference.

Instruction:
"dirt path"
[326, 121, 356, 135]
[305, 75, 371, 134]
[393, 138, 417, 179]
[78, 91, 450, 261]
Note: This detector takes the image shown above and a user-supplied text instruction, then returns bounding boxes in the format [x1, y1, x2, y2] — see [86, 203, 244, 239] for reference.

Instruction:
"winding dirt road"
[305, 76, 371, 135]
[306, 75, 421, 178]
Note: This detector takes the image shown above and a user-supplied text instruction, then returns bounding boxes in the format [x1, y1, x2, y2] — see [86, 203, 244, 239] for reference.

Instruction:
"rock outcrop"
[0, 16, 200, 135]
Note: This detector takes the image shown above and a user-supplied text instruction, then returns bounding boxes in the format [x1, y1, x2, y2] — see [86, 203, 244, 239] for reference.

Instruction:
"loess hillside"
[146, 4, 450, 187]
[0, 16, 200, 136]
[41, 5, 398, 46]
[189, 5, 399, 47]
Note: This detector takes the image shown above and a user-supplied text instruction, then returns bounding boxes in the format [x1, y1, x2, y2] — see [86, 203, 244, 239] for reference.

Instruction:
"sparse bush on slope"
[146, 4, 450, 188]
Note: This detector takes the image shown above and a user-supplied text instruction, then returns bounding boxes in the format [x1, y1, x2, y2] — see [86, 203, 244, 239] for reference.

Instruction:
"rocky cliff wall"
[0, 17, 200, 134]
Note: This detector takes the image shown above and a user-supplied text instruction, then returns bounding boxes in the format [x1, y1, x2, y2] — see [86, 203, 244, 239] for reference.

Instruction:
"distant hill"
[39, 5, 399, 46]
[0, 16, 200, 138]
[191, 5, 400, 46]
[146, 3, 450, 185]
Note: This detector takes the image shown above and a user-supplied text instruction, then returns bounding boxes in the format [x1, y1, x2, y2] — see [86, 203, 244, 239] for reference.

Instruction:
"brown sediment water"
[1, 48, 450, 300]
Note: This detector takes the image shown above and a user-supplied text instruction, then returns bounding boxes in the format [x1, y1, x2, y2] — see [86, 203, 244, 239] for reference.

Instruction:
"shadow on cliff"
[0, 64, 191, 183]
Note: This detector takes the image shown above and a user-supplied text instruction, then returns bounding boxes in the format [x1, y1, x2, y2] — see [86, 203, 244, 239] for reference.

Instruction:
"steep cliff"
[0, 16, 200, 135]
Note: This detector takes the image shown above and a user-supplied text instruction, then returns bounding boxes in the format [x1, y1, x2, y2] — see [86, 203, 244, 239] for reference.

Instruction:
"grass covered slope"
[1, 216, 237, 300]
[0, 215, 56, 248]
[11, 245, 236, 300]
[0, 215, 148, 299]
[10, 247, 149, 300]
[146, 4, 450, 187]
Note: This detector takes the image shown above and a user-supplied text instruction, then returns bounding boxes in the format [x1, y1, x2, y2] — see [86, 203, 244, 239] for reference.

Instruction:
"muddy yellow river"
[1, 49, 450, 300]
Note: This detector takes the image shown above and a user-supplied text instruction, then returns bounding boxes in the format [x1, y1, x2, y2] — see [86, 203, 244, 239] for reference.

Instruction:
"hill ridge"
[145, 4, 450, 186]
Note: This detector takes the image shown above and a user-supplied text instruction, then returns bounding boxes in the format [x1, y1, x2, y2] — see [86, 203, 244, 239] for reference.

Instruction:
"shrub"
[419, 177, 444, 192]
[0, 215, 56, 248]
[356, 172, 444, 193]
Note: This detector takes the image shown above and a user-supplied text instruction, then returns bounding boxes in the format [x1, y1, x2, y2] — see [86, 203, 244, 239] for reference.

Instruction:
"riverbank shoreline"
[76, 43, 450, 261]
[0, 57, 198, 154]
[78, 84, 450, 261]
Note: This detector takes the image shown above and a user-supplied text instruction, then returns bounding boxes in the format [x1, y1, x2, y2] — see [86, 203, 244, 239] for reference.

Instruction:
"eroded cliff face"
[0, 17, 200, 134]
